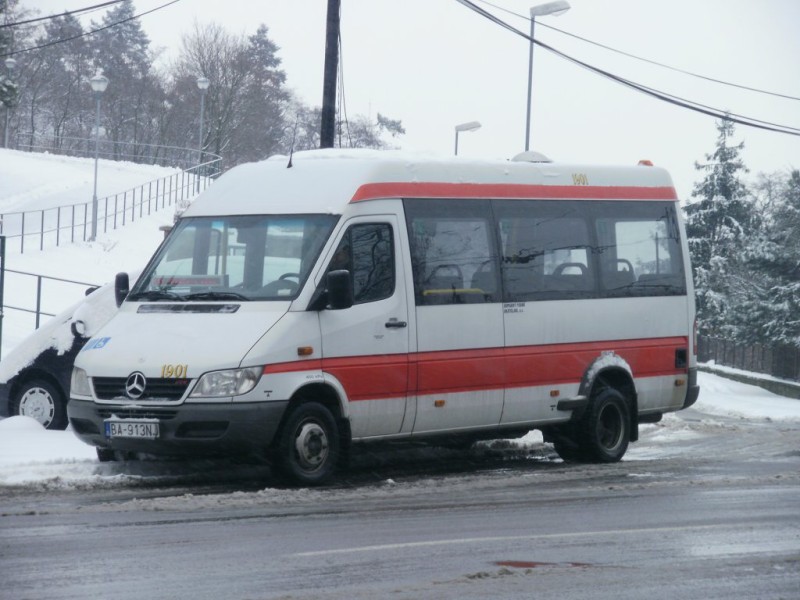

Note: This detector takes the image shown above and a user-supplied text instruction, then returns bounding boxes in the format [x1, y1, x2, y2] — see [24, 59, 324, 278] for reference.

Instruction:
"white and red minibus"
[68, 150, 699, 484]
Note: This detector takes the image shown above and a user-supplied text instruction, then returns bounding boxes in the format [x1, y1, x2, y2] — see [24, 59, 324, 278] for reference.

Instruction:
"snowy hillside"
[0, 148, 181, 355]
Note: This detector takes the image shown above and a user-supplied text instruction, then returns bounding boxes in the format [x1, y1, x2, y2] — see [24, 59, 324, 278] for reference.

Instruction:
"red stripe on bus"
[350, 182, 678, 203]
[262, 337, 687, 401]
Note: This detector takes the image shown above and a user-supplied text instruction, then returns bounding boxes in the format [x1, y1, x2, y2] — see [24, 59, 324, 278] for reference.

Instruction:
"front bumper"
[67, 398, 289, 457]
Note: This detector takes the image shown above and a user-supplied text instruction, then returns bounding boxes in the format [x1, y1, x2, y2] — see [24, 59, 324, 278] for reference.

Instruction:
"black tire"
[552, 434, 585, 462]
[13, 378, 67, 430]
[273, 402, 340, 486]
[96, 448, 138, 462]
[97, 448, 117, 462]
[576, 388, 630, 463]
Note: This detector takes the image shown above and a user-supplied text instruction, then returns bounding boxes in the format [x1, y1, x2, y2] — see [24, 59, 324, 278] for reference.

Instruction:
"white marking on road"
[294, 522, 744, 557]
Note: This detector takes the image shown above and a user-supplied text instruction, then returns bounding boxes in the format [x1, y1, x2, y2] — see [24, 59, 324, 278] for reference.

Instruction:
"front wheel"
[13, 379, 67, 430]
[273, 402, 340, 486]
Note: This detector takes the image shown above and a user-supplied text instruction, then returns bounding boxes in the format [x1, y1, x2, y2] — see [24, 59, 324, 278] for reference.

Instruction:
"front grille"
[92, 377, 191, 401]
[97, 407, 179, 420]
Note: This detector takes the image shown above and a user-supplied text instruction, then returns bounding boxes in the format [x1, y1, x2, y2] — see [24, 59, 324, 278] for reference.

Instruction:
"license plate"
[104, 419, 160, 439]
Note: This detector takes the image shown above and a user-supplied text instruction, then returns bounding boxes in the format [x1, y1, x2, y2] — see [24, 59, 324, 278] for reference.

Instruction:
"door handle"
[385, 319, 407, 329]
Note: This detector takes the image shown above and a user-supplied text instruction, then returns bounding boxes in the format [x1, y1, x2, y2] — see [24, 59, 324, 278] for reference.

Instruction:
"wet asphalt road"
[1, 405, 799, 599]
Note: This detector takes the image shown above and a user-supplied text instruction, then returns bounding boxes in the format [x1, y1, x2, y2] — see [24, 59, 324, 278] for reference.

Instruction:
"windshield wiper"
[127, 289, 186, 302]
[183, 291, 250, 301]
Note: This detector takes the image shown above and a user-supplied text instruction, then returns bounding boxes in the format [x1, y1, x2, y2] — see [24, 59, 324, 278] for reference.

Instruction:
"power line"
[0, 0, 182, 58]
[474, 0, 800, 103]
[0, 1, 127, 29]
[456, 0, 800, 137]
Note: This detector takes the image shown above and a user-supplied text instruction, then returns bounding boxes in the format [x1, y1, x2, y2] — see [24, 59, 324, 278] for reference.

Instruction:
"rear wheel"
[273, 402, 340, 486]
[551, 388, 630, 463]
[13, 379, 67, 430]
[576, 388, 630, 462]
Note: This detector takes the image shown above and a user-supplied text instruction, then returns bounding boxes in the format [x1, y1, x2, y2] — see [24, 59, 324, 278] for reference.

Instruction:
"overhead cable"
[0, 1, 127, 29]
[456, 0, 800, 137]
[473, 0, 800, 103]
[0, 0, 182, 58]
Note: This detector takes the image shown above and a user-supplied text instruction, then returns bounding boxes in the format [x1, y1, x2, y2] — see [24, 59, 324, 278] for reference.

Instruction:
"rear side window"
[404, 200, 500, 305]
[495, 200, 685, 300]
[595, 203, 686, 297]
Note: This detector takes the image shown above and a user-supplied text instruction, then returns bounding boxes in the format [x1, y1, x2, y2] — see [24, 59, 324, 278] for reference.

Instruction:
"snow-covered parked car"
[0, 280, 120, 430]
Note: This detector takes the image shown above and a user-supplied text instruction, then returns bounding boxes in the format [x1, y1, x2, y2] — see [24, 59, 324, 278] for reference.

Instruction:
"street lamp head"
[455, 121, 481, 133]
[530, 0, 571, 17]
[196, 76, 210, 91]
[4, 57, 17, 72]
[90, 71, 109, 94]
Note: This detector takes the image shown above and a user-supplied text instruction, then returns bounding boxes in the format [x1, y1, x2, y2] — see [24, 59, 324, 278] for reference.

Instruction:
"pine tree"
[0, 0, 18, 111]
[739, 170, 800, 346]
[88, 0, 156, 156]
[684, 118, 753, 337]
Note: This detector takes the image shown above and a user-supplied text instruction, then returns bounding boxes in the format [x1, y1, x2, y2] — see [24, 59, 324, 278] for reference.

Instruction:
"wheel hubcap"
[597, 404, 623, 451]
[294, 421, 329, 471]
[19, 387, 55, 428]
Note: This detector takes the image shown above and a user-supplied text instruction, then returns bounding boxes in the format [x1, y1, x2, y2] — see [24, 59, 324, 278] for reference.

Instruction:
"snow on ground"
[0, 372, 797, 489]
[1, 148, 179, 355]
[0, 148, 178, 213]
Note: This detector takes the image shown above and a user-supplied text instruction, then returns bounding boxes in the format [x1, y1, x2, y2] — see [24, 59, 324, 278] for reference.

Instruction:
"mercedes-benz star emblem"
[125, 372, 147, 399]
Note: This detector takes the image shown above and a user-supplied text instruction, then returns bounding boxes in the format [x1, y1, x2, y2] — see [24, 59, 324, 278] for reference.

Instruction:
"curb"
[699, 364, 800, 400]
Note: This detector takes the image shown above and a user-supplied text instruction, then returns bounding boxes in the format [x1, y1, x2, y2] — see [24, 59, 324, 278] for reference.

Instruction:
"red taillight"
[693, 319, 698, 355]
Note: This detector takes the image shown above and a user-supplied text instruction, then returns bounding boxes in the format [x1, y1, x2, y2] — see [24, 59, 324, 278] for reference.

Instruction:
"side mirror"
[114, 272, 130, 308]
[70, 320, 87, 338]
[327, 270, 353, 310]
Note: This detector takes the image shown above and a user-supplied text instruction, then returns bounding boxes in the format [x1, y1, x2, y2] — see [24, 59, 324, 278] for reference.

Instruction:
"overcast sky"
[20, 0, 800, 199]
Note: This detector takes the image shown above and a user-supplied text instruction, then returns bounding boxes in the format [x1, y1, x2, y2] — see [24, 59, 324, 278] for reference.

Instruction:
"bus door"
[318, 216, 411, 437]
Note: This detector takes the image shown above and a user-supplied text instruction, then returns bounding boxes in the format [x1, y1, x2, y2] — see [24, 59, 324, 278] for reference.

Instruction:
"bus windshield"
[129, 214, 338, 302]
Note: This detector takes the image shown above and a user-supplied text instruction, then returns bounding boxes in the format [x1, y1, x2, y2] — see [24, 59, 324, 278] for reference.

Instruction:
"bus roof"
[182, 149, 678, 217]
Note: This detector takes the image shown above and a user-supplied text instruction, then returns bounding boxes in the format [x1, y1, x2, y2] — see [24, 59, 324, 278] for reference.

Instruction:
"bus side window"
[404, 200, 498, 306]
[496, 201, 594, 301]
[328, 223, 395, 304]
[596, 203, 686, 297]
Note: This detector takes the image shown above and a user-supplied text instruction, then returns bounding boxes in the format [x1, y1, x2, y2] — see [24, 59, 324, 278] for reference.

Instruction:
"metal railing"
[3, 268, 100, 328]
[1, 134, 222, 253]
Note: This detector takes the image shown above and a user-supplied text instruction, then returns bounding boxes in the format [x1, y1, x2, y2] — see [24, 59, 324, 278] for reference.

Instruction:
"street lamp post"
[89, 71, 109, 242]
[196, 76, 209, 192]
[454, 121, 481, 155]
[525, 0, 570, 152]
[3, 57, 17, 149]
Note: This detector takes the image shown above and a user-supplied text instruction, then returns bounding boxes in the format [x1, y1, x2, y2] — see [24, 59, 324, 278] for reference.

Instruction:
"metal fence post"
[35, 275, 42, 329]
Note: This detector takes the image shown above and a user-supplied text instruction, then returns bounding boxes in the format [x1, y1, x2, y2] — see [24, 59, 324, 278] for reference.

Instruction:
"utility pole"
[320, 0, 340, 149]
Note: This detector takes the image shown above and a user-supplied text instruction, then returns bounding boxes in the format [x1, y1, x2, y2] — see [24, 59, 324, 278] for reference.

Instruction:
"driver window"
[328, 223, 395, 305]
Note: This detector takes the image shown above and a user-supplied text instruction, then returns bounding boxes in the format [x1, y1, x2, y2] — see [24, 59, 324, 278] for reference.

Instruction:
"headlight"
[190, 367, 262, 398]
[71, 367, 92, 397]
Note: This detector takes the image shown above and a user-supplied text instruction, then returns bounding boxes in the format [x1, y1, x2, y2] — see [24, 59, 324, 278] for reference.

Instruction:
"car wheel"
[273, 402, 339, 486]
[576, 388, 630, 463]
[14, 379, 67, 430]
